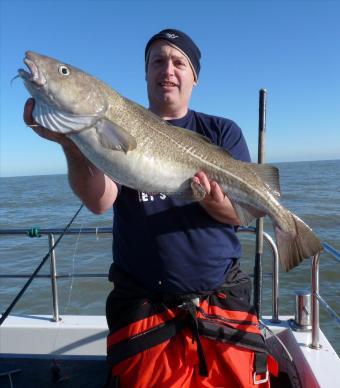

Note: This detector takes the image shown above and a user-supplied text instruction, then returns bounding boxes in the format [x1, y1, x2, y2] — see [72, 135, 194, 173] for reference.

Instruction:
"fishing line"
[50, 221, 83, 382]
[64, 224, 83, 312]
[0, 203, 84, 326]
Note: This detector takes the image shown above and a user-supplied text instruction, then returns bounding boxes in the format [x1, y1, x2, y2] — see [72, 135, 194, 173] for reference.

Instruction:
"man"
[24, 29, 274, 387]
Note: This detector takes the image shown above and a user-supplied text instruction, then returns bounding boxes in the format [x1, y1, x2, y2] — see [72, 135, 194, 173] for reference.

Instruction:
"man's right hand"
[23, 98, 81, 154]
[24, 98, 118, 213]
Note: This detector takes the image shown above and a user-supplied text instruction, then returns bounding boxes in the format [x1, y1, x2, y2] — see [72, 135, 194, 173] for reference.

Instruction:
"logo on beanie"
[166, 32, 178, 39]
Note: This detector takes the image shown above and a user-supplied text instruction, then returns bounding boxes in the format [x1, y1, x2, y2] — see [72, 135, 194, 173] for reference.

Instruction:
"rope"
[0, 204, 84, 326]
[27, 227, 41, 238]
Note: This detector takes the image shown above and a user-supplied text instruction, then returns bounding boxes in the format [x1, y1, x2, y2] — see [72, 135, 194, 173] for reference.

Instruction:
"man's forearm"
[63, 146, 118, 214]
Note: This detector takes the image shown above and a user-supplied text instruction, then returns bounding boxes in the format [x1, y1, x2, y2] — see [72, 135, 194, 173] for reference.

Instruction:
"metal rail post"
[238, 227, 280, 322]
[48, 233, 60, 322]
[268, 232, 280, 323]
[311, 252, 320, 348]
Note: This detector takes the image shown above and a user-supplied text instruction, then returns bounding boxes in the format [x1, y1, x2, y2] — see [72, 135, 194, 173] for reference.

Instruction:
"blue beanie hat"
[145, 28, 201, 81]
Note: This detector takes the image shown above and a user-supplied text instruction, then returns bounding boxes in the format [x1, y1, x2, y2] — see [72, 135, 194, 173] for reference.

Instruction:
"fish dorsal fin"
[33, 100, 98, 133]
[95, 118, 137, 153]
[247, 163, 281, 198]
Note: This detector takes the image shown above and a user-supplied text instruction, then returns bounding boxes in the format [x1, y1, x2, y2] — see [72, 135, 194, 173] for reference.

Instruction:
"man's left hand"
[192, 171, 240, 225]
[193, 171, 225, 204]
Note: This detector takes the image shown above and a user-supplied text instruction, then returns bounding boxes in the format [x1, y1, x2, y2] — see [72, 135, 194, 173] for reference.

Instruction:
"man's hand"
[193, 171, 241, 225]
[24, 98, 81, 155]
[193, 171, 225, 204]
[24, 98, 118, 213]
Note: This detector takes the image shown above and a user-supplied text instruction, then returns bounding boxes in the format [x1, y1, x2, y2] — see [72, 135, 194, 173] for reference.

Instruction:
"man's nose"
[161, 60, 174, 76]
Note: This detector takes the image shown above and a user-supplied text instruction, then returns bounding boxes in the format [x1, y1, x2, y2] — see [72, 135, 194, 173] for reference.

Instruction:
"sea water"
[0, 160, 339, 353]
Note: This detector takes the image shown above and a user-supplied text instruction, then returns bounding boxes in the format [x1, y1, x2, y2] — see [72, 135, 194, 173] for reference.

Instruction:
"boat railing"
[237, 227, 280, 322]
[239, 228, 340, 349]
[0, 227, 339, 349]
[311, 244, 340, 348]
[0, 227, 112, 323]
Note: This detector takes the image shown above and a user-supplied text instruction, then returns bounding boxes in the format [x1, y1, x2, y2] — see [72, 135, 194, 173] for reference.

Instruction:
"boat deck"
[0, 357, 108, 388]
[0, 315, 109, 387]
[1, 314, 339, 387]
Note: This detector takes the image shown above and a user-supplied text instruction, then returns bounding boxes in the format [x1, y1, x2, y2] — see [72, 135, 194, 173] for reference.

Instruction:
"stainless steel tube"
[294, 290, 312, 330]
[311, 252, 320, 349]
[49, 233, 60, 322]
[238, 227, 279, 321]
[265, 232, 280, 323]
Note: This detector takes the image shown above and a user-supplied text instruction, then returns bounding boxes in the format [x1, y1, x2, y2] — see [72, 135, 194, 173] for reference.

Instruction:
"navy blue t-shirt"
[111, 109, 251, 294]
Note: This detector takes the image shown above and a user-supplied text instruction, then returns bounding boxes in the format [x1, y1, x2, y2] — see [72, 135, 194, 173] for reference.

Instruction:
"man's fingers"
[24, 99, 48, 135]
[23, 98, 35, 125]
[194, 171, 211, 195]
[23, 99, 81, 153]
[194, 172, 226, 203]
[210, 181, 225, 202]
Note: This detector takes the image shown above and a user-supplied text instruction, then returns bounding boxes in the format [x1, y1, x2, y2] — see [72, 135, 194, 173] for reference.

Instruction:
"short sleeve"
[219, 120, 251, 163]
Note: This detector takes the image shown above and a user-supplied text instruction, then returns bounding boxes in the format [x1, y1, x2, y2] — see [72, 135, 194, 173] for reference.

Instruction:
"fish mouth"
[18, 54, 46, 87]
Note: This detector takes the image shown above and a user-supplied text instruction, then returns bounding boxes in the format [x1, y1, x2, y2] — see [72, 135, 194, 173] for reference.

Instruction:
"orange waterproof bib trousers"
[105, 264, 278, 387]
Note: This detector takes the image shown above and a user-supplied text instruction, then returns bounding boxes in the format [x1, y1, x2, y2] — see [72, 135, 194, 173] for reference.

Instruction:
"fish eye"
[59, 65, 70, 76]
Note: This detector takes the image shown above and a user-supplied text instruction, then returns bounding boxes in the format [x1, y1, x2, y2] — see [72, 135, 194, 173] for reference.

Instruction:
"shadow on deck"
[0, 358, 108, 388]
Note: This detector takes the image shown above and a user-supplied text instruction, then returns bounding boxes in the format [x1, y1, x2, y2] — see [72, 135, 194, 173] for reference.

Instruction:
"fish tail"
[275, 213, 323, 272]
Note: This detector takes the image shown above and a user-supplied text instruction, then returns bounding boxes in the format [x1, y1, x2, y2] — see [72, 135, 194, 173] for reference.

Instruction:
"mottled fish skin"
[19, 51, 323, 271]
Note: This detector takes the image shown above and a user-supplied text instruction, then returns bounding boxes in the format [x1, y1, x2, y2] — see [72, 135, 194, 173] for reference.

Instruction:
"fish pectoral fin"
[231, 201, 266, 226]
[96, 118, 137, 153]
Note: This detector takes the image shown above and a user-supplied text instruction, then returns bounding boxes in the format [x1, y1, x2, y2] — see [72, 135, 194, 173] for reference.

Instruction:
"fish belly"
[69, 129, 196, 195]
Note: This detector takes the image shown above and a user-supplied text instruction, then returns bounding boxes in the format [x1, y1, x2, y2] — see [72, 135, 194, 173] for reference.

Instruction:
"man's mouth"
[159, 81, 178, 88]
[18, 55, 46, 86]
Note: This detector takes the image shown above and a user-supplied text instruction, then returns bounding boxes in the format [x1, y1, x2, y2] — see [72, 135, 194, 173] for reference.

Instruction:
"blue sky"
[1, 0, 339, 177]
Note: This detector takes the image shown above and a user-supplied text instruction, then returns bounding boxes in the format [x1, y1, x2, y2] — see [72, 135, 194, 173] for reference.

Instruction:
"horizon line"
[1, 158, 339, 179]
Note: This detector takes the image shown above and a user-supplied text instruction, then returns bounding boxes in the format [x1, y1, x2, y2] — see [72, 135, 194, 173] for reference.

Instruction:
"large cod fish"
[18, 51, 322, 272]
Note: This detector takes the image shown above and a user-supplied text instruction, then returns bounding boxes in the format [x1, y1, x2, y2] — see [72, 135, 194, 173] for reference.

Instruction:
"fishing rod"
[253, 89, 267, 318]
[0, 203, 84, 326]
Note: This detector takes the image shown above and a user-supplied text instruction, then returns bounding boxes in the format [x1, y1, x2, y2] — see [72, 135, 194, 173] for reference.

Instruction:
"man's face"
[146, 40, 196, 116]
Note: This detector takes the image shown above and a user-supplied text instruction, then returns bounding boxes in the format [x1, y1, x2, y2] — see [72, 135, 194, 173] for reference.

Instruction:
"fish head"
[19, 51, 108, 132]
